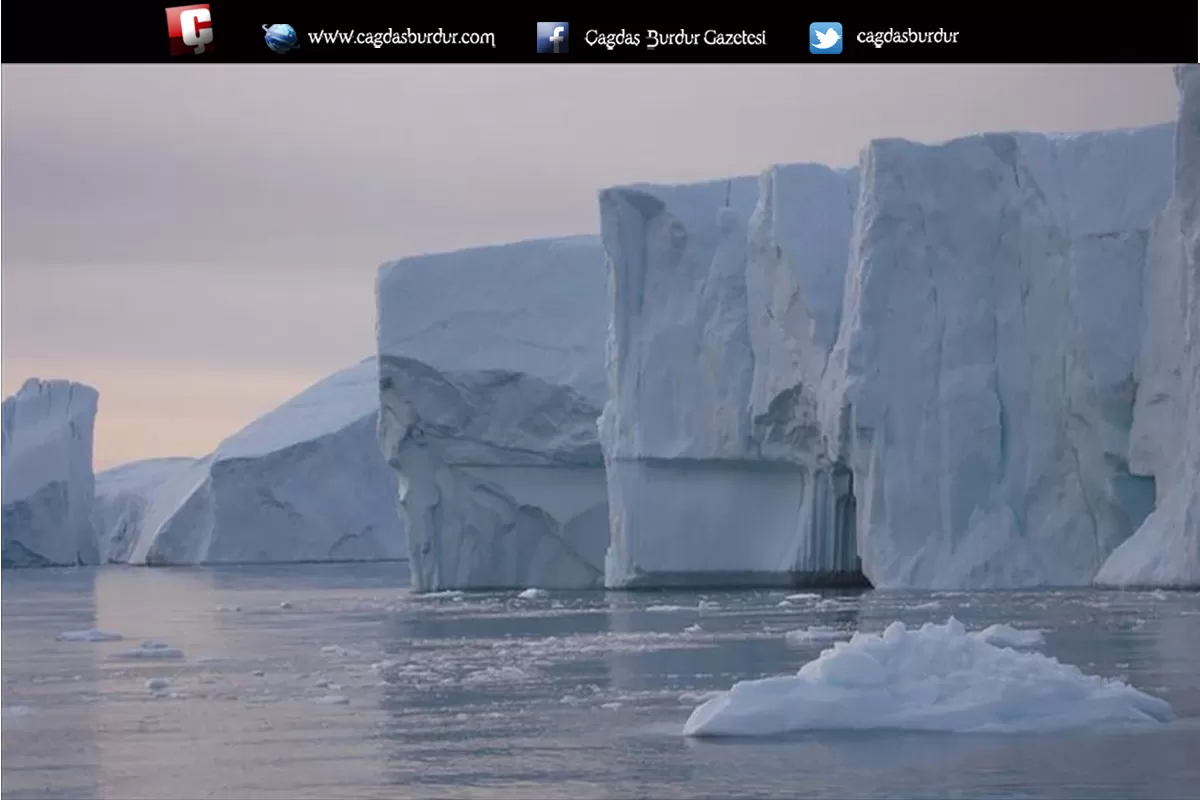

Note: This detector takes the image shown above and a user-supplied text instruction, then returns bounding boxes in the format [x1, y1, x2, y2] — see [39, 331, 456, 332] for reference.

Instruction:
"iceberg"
[1096, 65, 1200, 588]
[682, 618, 1173, 737]
[376, 236, 610, 590]
[2, 378, 99, 567]
[94, 358, 407, 565]
[599, 169, 867, 588]
[822, 123, 1176, 589]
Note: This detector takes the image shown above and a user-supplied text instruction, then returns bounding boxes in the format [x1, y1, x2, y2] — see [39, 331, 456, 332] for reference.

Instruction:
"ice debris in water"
[684, 617, 1173, 737]
[145, 678, 170, 691]
[784, 626, 852, 645]
[517, 588, 549, 600]
[108, 640, 185, 661]
[312, 695, 350, 705]
[971, 623, 1045, 649]
[56, 629, 123, 642]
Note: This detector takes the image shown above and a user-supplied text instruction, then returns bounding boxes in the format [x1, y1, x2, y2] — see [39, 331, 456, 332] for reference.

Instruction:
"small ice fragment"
[56, 629, 123, 643]
[684, 624, 703, 633]
[971, 623, 1045, 649]
[312, 678, 332, 688]
[279, 601, 293, 609]
[699, 600, 720, 610]
[146, 678, 170, 691]
[312, 695, 349, 705]
[517, 588, 548, 600]
[784, 626, 850, 644]
[109, 646, 185, 661]
[601, 702, 622, 710]
[786, 593, 820, 601]
[909, 601, 942, 610]
[250, 670, 265, 677]
[371, 660, 399, 672]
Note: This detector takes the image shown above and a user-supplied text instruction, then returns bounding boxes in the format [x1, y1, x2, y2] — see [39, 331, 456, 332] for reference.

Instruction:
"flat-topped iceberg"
[94, 358, 407, 565]
[824, 123, 1175, 589]
[1096, 64, 1200, 589]
[376, 236, 610, 590]
[2, 378, 99, 567]
[683, 618, 1174, 737]
[599, 169, 866, 589]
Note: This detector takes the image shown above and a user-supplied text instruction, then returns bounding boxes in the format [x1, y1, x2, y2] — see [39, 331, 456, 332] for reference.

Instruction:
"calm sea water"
[2, 563, 1199, 800]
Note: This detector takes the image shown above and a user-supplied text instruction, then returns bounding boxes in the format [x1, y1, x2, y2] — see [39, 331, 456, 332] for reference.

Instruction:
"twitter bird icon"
[809, 22, 843, 54]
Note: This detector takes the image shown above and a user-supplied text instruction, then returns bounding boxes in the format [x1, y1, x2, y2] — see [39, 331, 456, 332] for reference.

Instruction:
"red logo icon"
[166, 5, 213, 56]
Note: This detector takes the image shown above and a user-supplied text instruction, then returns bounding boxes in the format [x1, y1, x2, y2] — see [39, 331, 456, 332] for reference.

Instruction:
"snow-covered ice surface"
[683, 618, 1165, 737]
[1097, 65, 1200, 589]
[376, 237, 610, 591]
[2, 379, 100, 567]
[599, 170, 866, 588]
[91, 358, 407, 565]
[3, 564, 1199, 799]
[823, 122, 1176, 589]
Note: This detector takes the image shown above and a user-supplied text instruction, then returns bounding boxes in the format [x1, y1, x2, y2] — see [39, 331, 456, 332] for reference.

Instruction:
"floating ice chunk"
[412, 590, 465, 600]
[279, 601, 293, 609]
[785, 593, 821, 602]
[646, 605, 691, 612]
[109, 643, 185, 661]
[908, 601, 942, 611]
[517, 588, 549, 600]
[683, 618, 1173, 737]
[971, 624, 1046, 649]
[319, 645, 361, 659]
[312, 695, 349, 705]
[684, 624, 703, 633]
[145, 678, 170, 691]
[698, 600, 721, 611]
[56, 629, 123, 643]
[462, 666, 529, 685]
[784, 626, 852, 645]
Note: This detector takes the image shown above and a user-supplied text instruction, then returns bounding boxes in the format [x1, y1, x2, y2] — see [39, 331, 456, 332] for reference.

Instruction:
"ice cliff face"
[599, 170, 866, 588]
[376, 236, 609, 590]
[1096, 65, 1200, 588]
[2, 379, 99, 567]
[823, 123, 1176, 589]
[94, 358, 407, 565]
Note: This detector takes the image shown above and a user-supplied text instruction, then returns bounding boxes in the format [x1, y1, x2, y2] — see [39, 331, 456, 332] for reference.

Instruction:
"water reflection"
[3, 566, 1198, 800]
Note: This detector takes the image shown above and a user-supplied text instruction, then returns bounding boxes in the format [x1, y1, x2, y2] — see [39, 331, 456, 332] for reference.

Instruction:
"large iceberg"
[599, 169, 868, 588]
[1096, 65, 1200, 588]
[821, 123, 1176, 589]
[2, 378, 100, 567]
[599, 118, 1178, 590]
[376, 236, 610, 590]
[94, 358, 407, 565]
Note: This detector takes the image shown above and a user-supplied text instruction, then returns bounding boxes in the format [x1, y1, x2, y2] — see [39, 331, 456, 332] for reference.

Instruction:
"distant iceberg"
[93, 358, 407, 565]
[2, 379, 99, 567]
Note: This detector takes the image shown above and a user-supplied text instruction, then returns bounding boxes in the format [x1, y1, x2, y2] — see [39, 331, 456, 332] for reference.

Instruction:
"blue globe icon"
[263, 24, 299, 54]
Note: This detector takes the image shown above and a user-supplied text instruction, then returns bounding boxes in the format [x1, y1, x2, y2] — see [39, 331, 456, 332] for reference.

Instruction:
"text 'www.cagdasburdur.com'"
[307, 28, 497, 48]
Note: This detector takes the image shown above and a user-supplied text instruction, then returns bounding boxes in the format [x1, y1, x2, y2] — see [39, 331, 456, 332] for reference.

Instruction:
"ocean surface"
[2, 563, 1199, 800]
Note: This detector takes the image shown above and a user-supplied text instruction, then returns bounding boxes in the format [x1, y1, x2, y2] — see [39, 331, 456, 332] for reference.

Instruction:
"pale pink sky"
[0, 64, 1180, 470]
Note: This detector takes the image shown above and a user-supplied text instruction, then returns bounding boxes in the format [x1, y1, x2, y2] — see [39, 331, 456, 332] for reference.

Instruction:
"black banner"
[3, 5, 1197, 64]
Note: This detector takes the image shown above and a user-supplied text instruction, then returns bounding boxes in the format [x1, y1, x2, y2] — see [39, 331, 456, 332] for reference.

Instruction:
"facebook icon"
[536, 22, 569, 53]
